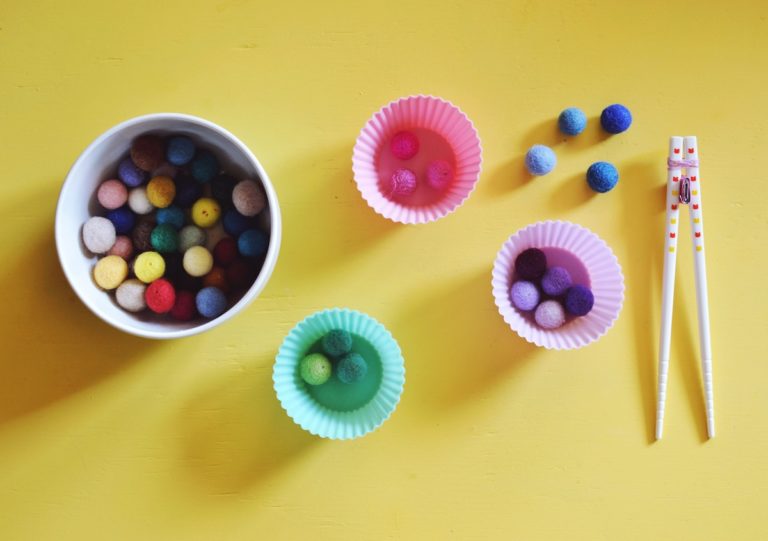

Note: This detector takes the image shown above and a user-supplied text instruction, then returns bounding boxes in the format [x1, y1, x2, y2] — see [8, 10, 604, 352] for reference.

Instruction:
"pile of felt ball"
[299, 329, 368, 386]
[510, 248, 594, 329]
[82, 133, 269, 321]
[386, 130, 454, 197]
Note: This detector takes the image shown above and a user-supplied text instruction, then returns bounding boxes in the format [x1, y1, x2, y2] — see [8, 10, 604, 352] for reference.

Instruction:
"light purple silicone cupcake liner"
[492, 220, 625, 350]
[352, 95, 482, 224]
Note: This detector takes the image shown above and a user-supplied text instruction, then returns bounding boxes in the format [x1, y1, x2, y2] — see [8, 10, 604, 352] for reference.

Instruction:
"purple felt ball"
[426, 159, 453, 191]
[541, 266, 573, 297]
[510, 280, 540, 312]
[534, 300, 566, 329]
[565, 285, 594, 316]
[118, 157, 147, 188]
[390, 131, 419, 160]
[514, 248, 547, 280]
[388, 168, 417, 196]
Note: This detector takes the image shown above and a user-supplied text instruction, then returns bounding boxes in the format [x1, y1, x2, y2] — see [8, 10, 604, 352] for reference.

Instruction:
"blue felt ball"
[558, 107, 587, 136]
[117, 157, 146, 188]
[196, 286, 227, 318]
[586, 161, 619, 193]
[600, 104, 632, 134]
[238, 229, 268, 258]
[156, 206, 185, 230]
[106, 207, 136, 235]
[190, 150, 219, 183]
[337, 352, 368, 384]
[222, 209, 254, 237]
[166, 136, 196, 166]
[525, 145, 557, 176]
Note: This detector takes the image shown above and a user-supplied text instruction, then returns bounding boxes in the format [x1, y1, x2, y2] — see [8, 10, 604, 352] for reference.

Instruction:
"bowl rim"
[55, 112, 282, 339]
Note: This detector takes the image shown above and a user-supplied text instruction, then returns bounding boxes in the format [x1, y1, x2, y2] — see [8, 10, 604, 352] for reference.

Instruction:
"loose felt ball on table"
[510, 280, 540, 312]
[179, 225, 207, 252]
[191, 197, 221, 228]
[534, 300, 566, 329]
[203, 266, 229, 293]
[426, 159, 453, 191]
[97, 179, 128, 210]
[108, 235, 134, 260]
[299, 353, 333, 386]
[337, 352, 368, 384]
[82, 216, 116, 254]
[525, 145, 557, 176]
[600, 104, 632, 134]
[173, 174, 202, 208]
[150, 223, 179, 253]
[130, 135, 165, 172]
[166, 136, 196, 166]
[390, 130, 419, 160]
[541, 266, 573, 297]
[226, 259, 253, 289]
[514, 248, 547, 280]
[213, 237, 238, 266]
[565, 285, 595, 316]
[321, 329, 353, 357]
[116, 279, 147, 312]
[183, 246, 214, 277]
[586, 161, 619, 193]
[106, 207, 136, 235]
[145, 278, 176, 314]
[118, 157, 147, 188]
[222, 208, 254, 237]
[170, 290, 197, 321]
[232, 179, 266, 217]
[93, 255, 128, 290]
[196, 286, 227, 318]
[211, 174, 237, 207]
[558, 107, 587, 136]
[127, 187, 154, 215]
[190, 150, 219, 183]
[131, 218, 155, 252]
[146, 176, 176, 208]
[238, 229, 268, 258]
[388, 168, 417, 196]
[134, 251, 166, 283]
[156, 206, 185, 230]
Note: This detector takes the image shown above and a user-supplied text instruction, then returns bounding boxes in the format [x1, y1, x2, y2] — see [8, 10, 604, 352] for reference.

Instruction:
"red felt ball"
[170, 290, 197, 321]
[145, 278, 176, 314]
[226, 259, 253, 289]
[213, 237, 238, 267]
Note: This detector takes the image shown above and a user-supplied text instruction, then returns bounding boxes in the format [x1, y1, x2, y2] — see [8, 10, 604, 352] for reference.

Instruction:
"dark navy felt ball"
[223, 209, 255, 237]
[514, 248, 547, 280]
[190, 150, 219, 183]
[238, 229, 268, 258]
[565, 285, 595, 316]
[166, 136, 196, 166]
[173, 175, 202, 208]
[106, 207, 136, 235]
[586, 161, 619, 193]
[600, 104, 632, 134]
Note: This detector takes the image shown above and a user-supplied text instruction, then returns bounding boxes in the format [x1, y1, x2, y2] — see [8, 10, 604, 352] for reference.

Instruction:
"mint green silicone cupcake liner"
[273, 308, 405, 440]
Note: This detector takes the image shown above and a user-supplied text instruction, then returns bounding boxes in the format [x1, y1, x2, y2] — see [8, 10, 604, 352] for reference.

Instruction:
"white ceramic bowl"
[55, 113, 282, 339]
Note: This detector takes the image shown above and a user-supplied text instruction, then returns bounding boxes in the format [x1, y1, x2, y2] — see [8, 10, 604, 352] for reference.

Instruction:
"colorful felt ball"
[150, 223, 179, 253]
[156, 206, 185, 230]
[145, 278, 176, 314]
[134, 251, 165, 283]
[337, 352, 368, 384]
[510, 280, 540, 312]
[534, 299, 566, 329]
[174, 174, 202, 208]
[586, 161, 619, 193]
[191, 197, 221, 228]
[238, 229, 268, 258]
[426, 159, 453, 190]
[106, 207, 136, 235]
[82, 216, 116, 254]
[202, 266, 229, 293]
[388, 168, 417, 196]
[195, 286, 227, 318]
[190, 150, 219, 183]
[115, 279, 147, 312]
[211, 174, 237, 207]
[152, 162, 177, 179]
[131, 218, 155, 252]
[515, 248, 547, 280]
[600, 103, 632, 134]
[222, 209, 253, 237]
[565, 285, 595, 316]
[321, 329, 353, 357]
[225, 259, 252, 289]
[146, 176, 176, 208]
[127, 186, 154, 215]
[232, 179, 266, 217]
[525, 145, 557, 176]
[390, 131, 419, 160]
[118, 157, 147, 187]
[299, 353, 333, 386]
[213, 237, 238, 266]
[166, 135, 196, 166]
[170, 290, 197, 321]
[558, 107, 587, 136]
[130, 134, 165, 172]
[183, 246, 214, 277]
[178, 225, 206, 252]
[107, 235, 134, 260]
[541, 266, 573, 297]
[93, 255, 128, 290]
[97, 179, 128, 210]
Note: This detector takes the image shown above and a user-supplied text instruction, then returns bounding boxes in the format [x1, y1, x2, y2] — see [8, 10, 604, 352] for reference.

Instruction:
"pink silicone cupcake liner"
[352, 95, 482, 224]
[492, 220, 625, 350]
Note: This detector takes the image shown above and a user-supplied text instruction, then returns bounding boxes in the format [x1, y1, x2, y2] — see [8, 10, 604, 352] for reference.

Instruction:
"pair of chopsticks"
[656, 136, 714, 440]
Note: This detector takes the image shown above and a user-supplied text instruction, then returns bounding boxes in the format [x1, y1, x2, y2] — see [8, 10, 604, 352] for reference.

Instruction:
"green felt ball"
[299, 353, 332, 386]
[321, 329, 353, 357]
[337, 352, 368, 384]
[150, 223, 179, 253]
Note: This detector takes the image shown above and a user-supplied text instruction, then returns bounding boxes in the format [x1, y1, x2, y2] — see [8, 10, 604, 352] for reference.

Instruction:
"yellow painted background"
[1, 1, 767, 539]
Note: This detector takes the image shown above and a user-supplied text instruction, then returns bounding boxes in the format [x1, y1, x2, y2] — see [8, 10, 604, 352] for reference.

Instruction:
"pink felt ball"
[426, 159, 454, 191]
[388, 168, 417, 197]
[97, 179, 128, 210]
[108, 235, 134, 260]
[390, 131, 419, 160]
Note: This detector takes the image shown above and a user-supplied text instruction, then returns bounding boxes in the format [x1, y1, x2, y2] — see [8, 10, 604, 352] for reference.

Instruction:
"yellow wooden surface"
[1, 1, 767, 539]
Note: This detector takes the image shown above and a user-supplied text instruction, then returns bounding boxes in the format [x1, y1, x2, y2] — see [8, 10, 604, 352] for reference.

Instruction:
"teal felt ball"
[321, 329, 353, 357]
[337, 352, 368, 384]
[150, 223, 179, 253]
